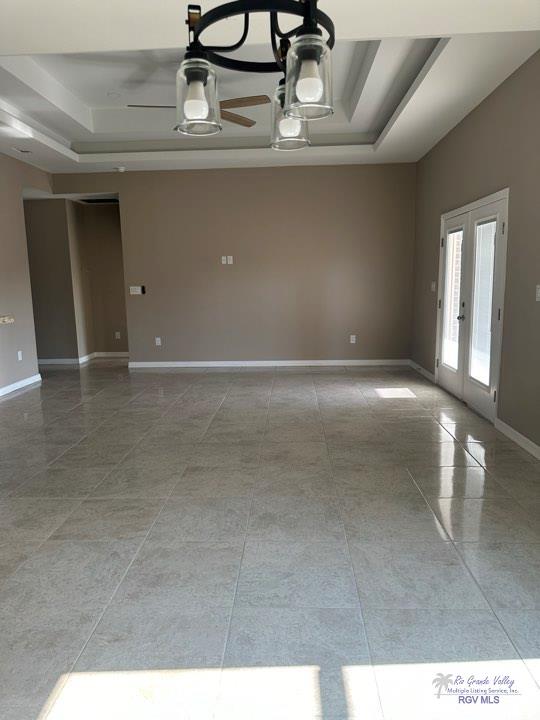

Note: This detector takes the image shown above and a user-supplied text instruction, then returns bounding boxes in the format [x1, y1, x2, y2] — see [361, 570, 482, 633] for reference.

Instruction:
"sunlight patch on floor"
[375, 388, 416, 398]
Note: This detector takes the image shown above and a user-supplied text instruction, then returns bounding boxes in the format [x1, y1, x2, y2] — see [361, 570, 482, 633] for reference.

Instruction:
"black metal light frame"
[185, 0, 335, 74]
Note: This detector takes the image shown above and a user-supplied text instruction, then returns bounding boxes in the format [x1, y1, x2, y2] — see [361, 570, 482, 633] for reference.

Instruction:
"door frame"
[434, 188, 509, 420]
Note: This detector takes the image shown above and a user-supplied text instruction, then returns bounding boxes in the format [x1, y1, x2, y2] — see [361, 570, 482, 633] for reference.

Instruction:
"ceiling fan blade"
[220, 95, 270, 110]
[221, 109, 256, 128]
[127, 104, 175, 109]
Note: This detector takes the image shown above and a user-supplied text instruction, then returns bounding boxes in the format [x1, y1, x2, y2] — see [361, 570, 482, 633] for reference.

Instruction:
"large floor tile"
[428, 498, 540, 542]
[172, 466, 257, 498]
[113, 539, 242, 607]
[51, 499, 165, 541]
[364, 608, 539, 720]
[0, 498, 80, 542]
[235, 540, 358, 608]
[149, 496, 250, 543]
[248, 495, 345, 543]
[11, 467, 108, 498]
[341, 495, 446, 542]
[496, 610, 540, 685]
[349, 539, 488, 609]
[409, 465, 510, 498]
[457, 542, 540, 608]
[221, 607, 381, 720]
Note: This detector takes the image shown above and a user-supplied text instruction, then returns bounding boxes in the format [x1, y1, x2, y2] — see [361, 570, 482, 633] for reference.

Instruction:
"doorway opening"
[435, 189, 508, 422]
[23, 192, 129, 367]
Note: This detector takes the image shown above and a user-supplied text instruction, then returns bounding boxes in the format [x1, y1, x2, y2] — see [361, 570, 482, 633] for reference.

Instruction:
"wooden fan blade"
[127, 104, 175, 109]
[220, 95, 270, 110]
[221, 109, 256, 128]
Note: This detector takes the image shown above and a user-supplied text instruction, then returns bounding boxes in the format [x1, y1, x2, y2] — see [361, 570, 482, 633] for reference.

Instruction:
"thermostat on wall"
[129, 286, 146, 295]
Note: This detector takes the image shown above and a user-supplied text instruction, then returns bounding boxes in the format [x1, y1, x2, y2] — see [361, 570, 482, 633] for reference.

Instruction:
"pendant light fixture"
[271, 80, 309, 150]
[174, 55, 221, 135]
[284, 32, 332, 120]
[173, 1, 335, 145]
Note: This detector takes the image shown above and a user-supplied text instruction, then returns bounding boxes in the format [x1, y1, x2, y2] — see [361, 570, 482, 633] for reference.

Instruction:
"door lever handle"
[456, 315, 465, 321]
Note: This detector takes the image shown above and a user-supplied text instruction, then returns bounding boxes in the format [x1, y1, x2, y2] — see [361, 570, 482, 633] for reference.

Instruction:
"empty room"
[0, 1, 539, 718]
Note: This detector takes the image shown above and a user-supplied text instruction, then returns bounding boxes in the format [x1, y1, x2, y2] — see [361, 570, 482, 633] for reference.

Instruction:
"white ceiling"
[0, 0, 539, 173]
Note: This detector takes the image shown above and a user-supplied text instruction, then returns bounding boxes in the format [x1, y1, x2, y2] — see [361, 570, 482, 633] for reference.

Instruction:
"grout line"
[313, 370, 387, 720]
[42, 372, 207, 718]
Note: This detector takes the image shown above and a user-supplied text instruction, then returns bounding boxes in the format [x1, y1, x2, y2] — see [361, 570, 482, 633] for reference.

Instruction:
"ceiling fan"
[127, 94, 270, 128]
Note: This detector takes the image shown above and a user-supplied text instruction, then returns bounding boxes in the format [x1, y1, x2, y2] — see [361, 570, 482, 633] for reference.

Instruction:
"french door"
[436, 191, 508, 421]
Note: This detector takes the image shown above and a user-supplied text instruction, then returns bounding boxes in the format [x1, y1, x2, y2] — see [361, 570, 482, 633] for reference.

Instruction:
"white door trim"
[435, 189, 509, 422]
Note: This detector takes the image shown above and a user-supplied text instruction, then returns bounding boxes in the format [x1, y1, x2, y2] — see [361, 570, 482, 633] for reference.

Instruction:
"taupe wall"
[80, 204, 128, 354]
[53, 164, 417, 363]
[0, 154, 51, 390]
[24, 200, 79, 359]
[413, 50, 540, 444]
[66, 201, 96, 358]
[23, 199, 128, 361]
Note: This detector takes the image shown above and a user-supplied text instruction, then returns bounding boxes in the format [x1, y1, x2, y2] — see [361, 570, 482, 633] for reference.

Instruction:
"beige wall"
[65, 200, 96, 358]
[0, 154, 51, 391]
[413, 50, 540, 444]
[53, 164, 417, 363]
[80, 203, 128, 353]
[24, 200, 79, 359]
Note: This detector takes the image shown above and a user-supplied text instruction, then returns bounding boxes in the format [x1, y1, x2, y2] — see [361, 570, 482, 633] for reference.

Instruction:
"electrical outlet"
[221, 256, 227, 265]
[155, 336, 162, 347]
[350, 334, 356, 344]
[430, 281, 437, 293]
[114, 331, 121, 340]
[227, 255, 233, 265]
[17, 350, 23, 361]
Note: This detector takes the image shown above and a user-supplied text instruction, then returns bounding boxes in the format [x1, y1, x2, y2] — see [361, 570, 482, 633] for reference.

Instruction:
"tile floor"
[0, 361, 539, 719]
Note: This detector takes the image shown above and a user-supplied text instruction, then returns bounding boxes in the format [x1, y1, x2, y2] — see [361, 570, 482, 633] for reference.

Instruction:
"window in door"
[469, 220, 496, 386]
[441, 229, 463, 370]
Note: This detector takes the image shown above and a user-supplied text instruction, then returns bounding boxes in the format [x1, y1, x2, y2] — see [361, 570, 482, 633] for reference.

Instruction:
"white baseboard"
[92, 352, 129, 358]
[408, 360, 436, 382]
[0, 373, 42, 398]
[494, 418, 540, 461]
[40, 351, 129, 366]
[128, 358, 411, 369]
[38, 358, 80, 365]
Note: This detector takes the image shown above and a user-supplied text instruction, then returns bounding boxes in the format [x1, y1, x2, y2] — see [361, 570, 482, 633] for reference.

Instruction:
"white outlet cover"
[155, 337, 162, 346]
[115, 331, 121, 340]
[227, 256, 233, 265]
[17, 350, 23, 361]
[221, 256, 227, 265]
[350, 334, 357, 344]
[430, 281, 437, 292]
[129, 286, 143, 295]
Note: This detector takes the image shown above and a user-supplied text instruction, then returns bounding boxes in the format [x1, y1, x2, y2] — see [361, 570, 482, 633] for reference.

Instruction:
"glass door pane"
[441, 229, 463, 370]
[469, 220, 496, 385]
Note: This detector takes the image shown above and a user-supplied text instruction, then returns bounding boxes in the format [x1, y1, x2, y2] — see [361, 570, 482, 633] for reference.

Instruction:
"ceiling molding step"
[0, 56, 94, 132]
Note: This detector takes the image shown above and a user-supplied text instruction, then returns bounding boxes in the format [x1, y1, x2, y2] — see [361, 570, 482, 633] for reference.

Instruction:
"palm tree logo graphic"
[432, 673, 453, 698]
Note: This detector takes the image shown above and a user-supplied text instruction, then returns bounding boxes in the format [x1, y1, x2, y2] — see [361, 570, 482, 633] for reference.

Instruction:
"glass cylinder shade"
[271, 85, 309, 151]
[174, 57, 221, 136]
[285, 33, 333, 120]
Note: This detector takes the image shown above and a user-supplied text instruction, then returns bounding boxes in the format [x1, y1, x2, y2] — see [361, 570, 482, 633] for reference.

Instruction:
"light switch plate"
[129, 286, 143, 295]
[350, 334, 357, 344]
[0, 315, 15, 325]
[17, 350, 23, 361]
[430, 281, 437, 292]
[155, 336, 162, 346]
[114, 331, 121, 340]
[221, 256, 227, 265]
[227, 255, 233, 265]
